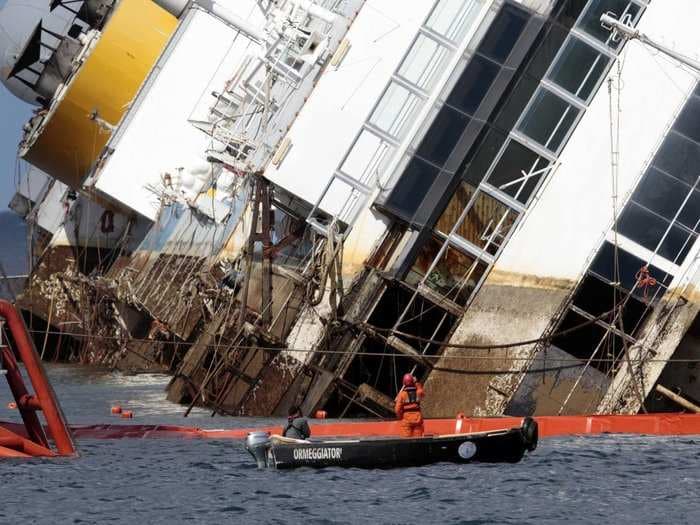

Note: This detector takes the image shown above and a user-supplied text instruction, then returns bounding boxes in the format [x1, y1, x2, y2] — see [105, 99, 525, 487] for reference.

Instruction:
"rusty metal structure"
[0, 300, 76, 457]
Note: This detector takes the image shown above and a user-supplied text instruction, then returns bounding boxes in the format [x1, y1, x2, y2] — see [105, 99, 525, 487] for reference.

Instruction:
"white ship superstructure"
[2, 0, 699, 417]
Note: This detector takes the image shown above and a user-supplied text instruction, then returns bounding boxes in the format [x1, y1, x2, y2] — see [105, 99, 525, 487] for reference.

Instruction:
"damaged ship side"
[4, 0, 700, 418]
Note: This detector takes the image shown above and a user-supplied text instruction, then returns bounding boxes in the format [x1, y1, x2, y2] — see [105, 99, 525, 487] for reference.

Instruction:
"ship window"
[422, 244, 488, 306]
[340, 129, 395, 186]
[553, 0, 589, 30]
[486, 140, 552, 204]
[571, 273, 649, 335]
[548, 37, 611, 101]
[672, 94, 700, 143]
[518, 88, 581, 153]
[658, 227, 696, 265]
[416, 105, 471, 166]
[398, 34, 452, 92]
[633, 168, 693, 224]
[652, 131, 700, 188]
[617, 203, 670, 254]
[552, 311, 607, 361]
[525, 23, 570, 82]
[453, 191, 517, 256]
[551, 310, 626, 376]
[477, 3, 530, 64]
[425, 0, 486, 43]
[617, 202, 696, 264]
[460, 129, 508, 188]
[445, 53, 500, 115]
[590, 241, 670, 301]
[577, 0, 642, 50]
[386, 156, 441, 217]
[678, 189, 700, 233]
[370, 82, 423, 140]
[393, 290, 457, 355]
[435, 181, 476, 236]
[406, 235, 445, 288]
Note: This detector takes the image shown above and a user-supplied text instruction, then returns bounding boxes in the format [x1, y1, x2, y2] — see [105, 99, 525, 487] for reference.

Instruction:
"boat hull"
[248, 418, 538, 470]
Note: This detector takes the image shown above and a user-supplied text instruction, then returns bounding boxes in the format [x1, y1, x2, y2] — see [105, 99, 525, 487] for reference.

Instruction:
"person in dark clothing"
[283, 405, 311, 440]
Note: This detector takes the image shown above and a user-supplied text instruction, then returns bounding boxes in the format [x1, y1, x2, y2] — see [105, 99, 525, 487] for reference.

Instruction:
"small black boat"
[245, 417, 538, 469]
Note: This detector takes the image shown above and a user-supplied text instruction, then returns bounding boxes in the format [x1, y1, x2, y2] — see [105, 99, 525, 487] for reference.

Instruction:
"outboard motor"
[245, 431, 272, 468]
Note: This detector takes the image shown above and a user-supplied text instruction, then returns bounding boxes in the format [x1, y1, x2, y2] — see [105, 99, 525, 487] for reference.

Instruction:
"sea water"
[0, 364, 698, 524]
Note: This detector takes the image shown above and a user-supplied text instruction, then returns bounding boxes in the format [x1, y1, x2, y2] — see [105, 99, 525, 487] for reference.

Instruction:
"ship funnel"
[245, 431, 271, 468]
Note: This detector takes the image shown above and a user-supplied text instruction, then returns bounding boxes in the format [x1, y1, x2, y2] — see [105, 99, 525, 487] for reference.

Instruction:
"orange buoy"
[111, 406, 122, 415]
[7, 402, 17, 409]
[314, 410, 327, 419]
[120, 411, 134, 419]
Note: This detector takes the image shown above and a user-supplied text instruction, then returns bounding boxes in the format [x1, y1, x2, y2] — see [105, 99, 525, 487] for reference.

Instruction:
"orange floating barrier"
[111, 406, 123, 415]
[120, 411, 134, 419]
[5, 412, 692, 443]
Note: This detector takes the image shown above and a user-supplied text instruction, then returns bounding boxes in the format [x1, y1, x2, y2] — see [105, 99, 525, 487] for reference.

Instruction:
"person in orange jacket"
[394, 373, 425, 438]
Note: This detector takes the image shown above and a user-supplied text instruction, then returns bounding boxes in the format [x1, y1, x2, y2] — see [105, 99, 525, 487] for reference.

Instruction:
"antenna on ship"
[601, 12, 700, 74]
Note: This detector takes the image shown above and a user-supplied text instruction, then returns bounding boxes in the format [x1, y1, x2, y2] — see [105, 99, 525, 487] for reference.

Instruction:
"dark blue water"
[1, 365, 699, 524]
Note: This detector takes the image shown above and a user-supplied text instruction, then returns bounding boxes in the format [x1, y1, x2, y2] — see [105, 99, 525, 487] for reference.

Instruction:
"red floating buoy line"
[0, 300, 76, 458]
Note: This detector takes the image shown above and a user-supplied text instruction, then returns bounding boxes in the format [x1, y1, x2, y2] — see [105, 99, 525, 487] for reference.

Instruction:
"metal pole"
[601, 13, 700, 74]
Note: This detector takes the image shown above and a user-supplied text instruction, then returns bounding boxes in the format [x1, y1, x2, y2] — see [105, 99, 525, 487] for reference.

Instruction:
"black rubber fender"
[521, 417, 538, 452]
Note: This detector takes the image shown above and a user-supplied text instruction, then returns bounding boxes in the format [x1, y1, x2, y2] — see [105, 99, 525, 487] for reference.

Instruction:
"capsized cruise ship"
[1, 0, 699, 418]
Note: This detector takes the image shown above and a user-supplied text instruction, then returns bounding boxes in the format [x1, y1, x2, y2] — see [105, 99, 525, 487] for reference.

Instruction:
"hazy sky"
[0, 87, 31, 210]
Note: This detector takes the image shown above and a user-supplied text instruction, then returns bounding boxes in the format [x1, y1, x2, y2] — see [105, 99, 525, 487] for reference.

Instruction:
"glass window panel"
[369, 82, 423, 139]
[678, 189, 700, 233]
[632, 167, 691, 223]
[486, 140, 551, 203]
[398, 34, 452, 92]
[426, 0, 486, 43]
[652, 131, 700, 187]
[460, 128, 508, 187]
[477, 3, 530, 64]
[548, 37, 611, 101]
[435, 181, 476, 236]
[445, 53, 500, 115]
[340, 129, 395, 186]
[424, 244, 488, 306]
[672, 95, 700, 143]
[590, 241, 671, 300]
[616, 203, 696, 266]
[617, 202, 668, 255]
[572, 274, 649, 334]
[454, 191, 518, 256]
[659, 225, 696, 266]
[387, 156, 441, 218]
[551, 310, 609, 362]
[553, 0, 588, 30]
[518, 88, 581, 152]
[416, 105, 471, 166]
[526, 23, 569, 83]
[406, 235, 444, 288]
[578, 0, 642, 50]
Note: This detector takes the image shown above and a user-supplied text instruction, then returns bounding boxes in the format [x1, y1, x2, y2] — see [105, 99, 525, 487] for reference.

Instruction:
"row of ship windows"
[392, 0, 647, 312]
[536, 83, 700, 376]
